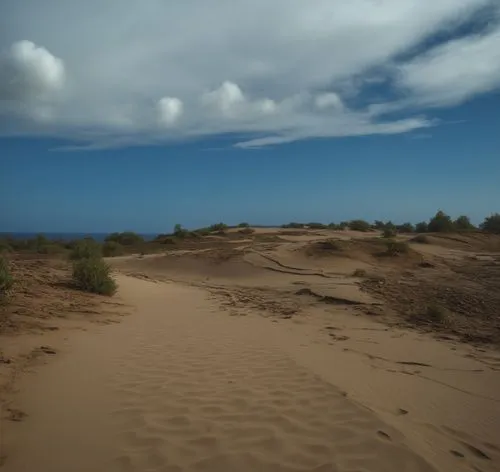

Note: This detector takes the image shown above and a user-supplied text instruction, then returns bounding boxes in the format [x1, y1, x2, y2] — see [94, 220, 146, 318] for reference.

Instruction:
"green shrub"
[454, 215, 475, 231]
[397, 222, 415, 233]
[307, 222, 327, 229]
[37, 243, 65, 255]
[0, 240, 13, 254]
[102, 241, 124, 257]
[385, 240, 409, 256]
[0, 256, 14, 298]
[69, 239, 102, 260]
[72, 257, 117, 295]
[282, 222, 305, 229]
[415, 221, 428, 233]
[105, 231, 144, 246]
[423, 305, 449, 325]
[209, 222, 228, 232]
[348, 219, 371, 232]
[480, 213, 500, 234]
[382, 228, 397, 239]
[412, 234, 430, 244]
[238, 222, 250, 228]
[428, 210, 454, 233]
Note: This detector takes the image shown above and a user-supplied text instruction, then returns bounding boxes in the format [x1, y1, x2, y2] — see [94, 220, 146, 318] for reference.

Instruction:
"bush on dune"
[481, 213, 500, 234]
[348, 219, 371, 232]
[72, 257, 117, 296]
[102, 241, 124, 257]
[69, 239, 102, 260]
[0, 256, 14, 299]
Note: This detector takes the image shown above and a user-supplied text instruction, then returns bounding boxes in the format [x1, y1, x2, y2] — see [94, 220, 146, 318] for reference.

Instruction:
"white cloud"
[315, 93, 344, 110]
[157, 97, 183, 127]
[0, 0, 498, 148]
[397, 26, 500, 107]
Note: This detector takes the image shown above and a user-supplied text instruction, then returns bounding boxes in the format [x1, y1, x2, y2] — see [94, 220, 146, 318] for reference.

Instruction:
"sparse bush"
[397, 222, 415, 233]
[238, 227, 255, 235]
[454, 215, 475, 231]
[209, 222, 228, 232]
[412, 234, 430, 244]
[373, 220, 386, 230]
[415, 221, 428, 233]
[480, 213, 500, 234]
[0, 240, 13, 254]
[69, 239, 102, 260]
[428, 210, 454, 233]
[72, 257, 117, 296]
[173, 223, 189, 238]
[37, 243, 65, 255]
[238, 222, 250, 228]
[318, 239, 343, 251]
[353, 268, 367, 277]
[382, 228, 397, 239]
[307, 222, 327, 229]
[0, 256, 14, 298]
[348, 219, 371, 232]
[385, 240, 409, 256]
[105, 231, 144, 246]
[102, 241, 124, 257]
[423, 305, 449, 325]
[160, 237, 176, 245]
[282, 222, 305, 229]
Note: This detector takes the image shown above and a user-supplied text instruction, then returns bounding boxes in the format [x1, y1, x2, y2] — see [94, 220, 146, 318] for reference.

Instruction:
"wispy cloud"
[0, 0, 499, 150]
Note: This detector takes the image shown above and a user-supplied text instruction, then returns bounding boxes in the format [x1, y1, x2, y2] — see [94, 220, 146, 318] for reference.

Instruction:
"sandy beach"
[1, 229, 500, 471]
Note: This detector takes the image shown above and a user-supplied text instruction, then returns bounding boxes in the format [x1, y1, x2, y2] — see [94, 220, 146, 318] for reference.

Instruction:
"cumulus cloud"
[0, 40, 65, 102]
[157, 97, 183, 127]
[0, 0, 499, 148]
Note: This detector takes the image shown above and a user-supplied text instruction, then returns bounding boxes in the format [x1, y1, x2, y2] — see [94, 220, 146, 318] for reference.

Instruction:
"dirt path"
[2, 276, 499, 471]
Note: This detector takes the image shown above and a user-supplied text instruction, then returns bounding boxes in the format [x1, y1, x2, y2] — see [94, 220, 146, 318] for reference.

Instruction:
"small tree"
[173, 224, 188, 238]
[481, 213, 500, 234]
[397, 222, 415, 233]
[102, 241, 124, 257]
[238, 222, 250, 228]
[415, 221, 428, 233]
[428, 210, 454, 233]
[348, 220, 371, 232]
[373, 220, 386, 230]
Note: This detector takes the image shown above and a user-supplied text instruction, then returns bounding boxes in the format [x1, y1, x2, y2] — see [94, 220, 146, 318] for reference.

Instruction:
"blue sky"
[1, 1, 499, 233]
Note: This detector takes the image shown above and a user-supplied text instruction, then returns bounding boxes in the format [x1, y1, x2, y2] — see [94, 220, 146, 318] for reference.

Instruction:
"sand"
[2, 272, 500, 472]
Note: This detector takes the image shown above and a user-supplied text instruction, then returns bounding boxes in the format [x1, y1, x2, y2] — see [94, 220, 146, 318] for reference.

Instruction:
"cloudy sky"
[1, 0, 499, 149]
[1, 1, 499, 232]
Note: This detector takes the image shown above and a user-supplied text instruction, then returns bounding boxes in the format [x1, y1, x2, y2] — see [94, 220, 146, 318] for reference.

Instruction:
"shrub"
[105, 231, 144, 246]
[373, 220, 386, 230]
[307, 222, 327, 229]
[348, 219, 371, 232]
[423, 305, 450, 325]
[238, 222, 250, 228]
[415, 221, 428, 233]
[353, 268, 367, 277]
[318, 239, 343, 251]
[385, 240, 409, 256]
[428, 210, 454, 233]
[382, 228, 397, 239]
[480, 213, 500, 234]
[454, 215, 475, 231]
[238, 227, 255, 235]
[37, 243, 65, 255]
[397, 222, 415, 233]
[0, 240, 13, 254]
[412, 234, 430, 244]
[0, 256, 14, 298]
[173, 224, 189, 238]
[282, 222, 305, 229]
[209, 222, 228, 232]
[102, 241, 124, 257]
[72, 257, 117, 295]
[69, 239, 102, 260]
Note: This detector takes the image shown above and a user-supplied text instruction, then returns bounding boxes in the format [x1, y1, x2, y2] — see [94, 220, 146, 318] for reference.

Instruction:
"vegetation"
[396, 222, 415, 233]
[238, 227, 255, 235]
[428, 210, 455, 233]
[382, 228, 397, 239]
[282, 222, 306, 229]
[454, 215, 475, 231]
[238, 222, 250, 228]
[0, 256, 14, 299]
[105, 231, 144, 246]
[102, 241, 124, 257]
[415, 221, 429, 233]
[423, 305, 449, 325]
[209, 222, 228, 232]
[353, 268, 367, 277]
[69, 239, 102, 260]
[384, 240, 409, 256]
[307, 222, 327, 229]
[72, 257, 117, 296]
[348, 219, 371, 232]
[412, 234, 430, 244]
[481, 213, 500, 234]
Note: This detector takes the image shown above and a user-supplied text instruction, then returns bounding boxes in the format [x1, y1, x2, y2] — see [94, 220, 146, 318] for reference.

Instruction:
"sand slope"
[3, 272, 500, 471]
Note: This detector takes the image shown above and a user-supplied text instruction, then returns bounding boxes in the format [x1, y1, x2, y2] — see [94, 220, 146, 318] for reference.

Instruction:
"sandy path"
[2, 276, 499, 471]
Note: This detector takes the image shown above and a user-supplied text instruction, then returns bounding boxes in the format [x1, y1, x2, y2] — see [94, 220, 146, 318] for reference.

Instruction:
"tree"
[348, 220, 371, 232]
[105, 231, 144, 245]
[415, 221, 428, 233]
[373, 220, 386, 230]
[480, 213, 500, 234]
[454, 215, 475, 231]
[428, 210, 454, 233]
[397, 222, 415, 233]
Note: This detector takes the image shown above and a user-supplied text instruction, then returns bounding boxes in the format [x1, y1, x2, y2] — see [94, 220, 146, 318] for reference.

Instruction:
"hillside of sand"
[1, 227, 500, 471]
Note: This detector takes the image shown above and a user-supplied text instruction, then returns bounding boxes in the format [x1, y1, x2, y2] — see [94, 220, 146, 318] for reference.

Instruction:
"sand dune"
[2, 230, 500, 471]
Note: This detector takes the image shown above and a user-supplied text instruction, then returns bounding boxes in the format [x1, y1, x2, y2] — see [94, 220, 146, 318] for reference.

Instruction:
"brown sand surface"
[1, 273, 499, 471]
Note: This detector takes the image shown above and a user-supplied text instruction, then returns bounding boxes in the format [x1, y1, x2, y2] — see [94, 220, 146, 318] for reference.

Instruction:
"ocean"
[0, 232, 158, 242]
